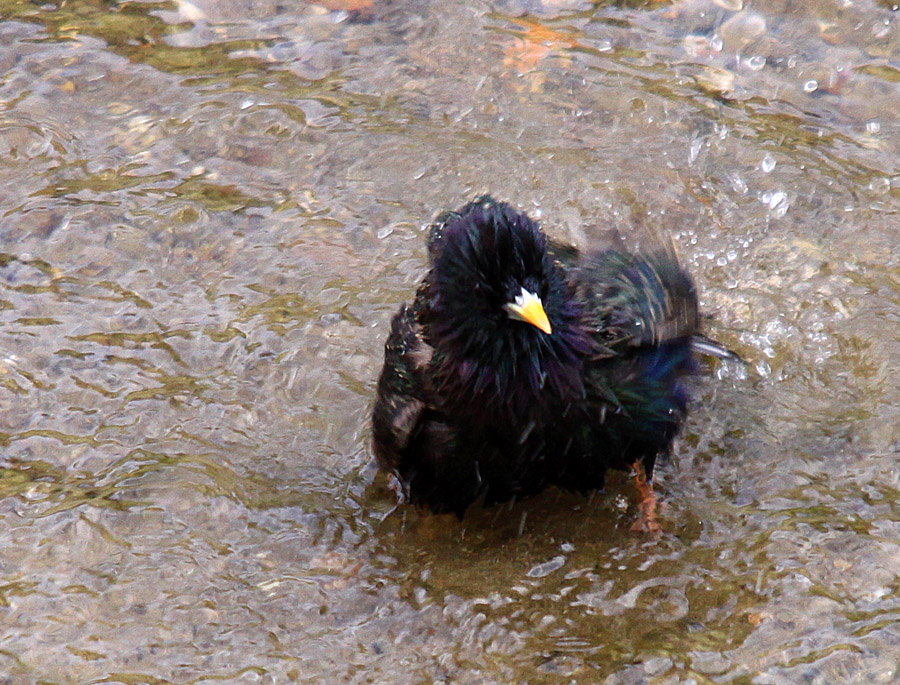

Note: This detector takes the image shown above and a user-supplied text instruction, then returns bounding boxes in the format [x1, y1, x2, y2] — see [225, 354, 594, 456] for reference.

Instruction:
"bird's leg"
[630, 460, 662, 534]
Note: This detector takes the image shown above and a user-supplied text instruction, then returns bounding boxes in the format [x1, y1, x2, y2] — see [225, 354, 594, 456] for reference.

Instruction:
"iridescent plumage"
[372, 197, 731, 517]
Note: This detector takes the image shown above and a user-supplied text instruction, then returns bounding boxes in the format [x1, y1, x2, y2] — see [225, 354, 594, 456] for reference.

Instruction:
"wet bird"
[372, 196, 734, 520]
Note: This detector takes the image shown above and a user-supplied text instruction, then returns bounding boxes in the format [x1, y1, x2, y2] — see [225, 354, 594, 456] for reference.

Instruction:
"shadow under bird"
[372, 196, 735, 520]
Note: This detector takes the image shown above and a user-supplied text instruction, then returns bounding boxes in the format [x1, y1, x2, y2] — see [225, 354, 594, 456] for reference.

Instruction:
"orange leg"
[630, 460, 662, 534]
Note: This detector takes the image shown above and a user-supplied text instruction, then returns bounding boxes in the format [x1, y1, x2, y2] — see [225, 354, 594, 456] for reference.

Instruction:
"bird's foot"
[386, 472, 409, 505]
[630, 461, 662, 535]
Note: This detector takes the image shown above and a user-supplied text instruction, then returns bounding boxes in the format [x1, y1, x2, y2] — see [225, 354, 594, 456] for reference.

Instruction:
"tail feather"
[691, 335, 743, 363]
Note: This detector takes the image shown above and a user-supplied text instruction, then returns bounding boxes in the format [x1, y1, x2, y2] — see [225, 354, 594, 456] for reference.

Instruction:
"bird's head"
[421, 197, 591, 420]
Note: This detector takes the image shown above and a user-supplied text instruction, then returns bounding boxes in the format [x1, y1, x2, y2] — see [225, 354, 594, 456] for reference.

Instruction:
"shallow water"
[1, 0, 899, 681]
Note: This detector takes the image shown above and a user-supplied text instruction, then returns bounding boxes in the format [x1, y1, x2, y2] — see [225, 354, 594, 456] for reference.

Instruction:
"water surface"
[1, 0, 899, 681]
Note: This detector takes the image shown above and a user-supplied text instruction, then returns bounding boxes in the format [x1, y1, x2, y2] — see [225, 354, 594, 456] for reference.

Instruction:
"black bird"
[372, 196, 733, 519]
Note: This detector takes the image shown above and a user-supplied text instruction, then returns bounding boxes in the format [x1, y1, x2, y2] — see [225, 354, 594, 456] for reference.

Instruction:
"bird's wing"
[569, 248, 699, 473]
[559, 238, 740, 361]
[568, 247, 699, 354]
[371, 304, 434, 475]
[372, 303, 483, 516]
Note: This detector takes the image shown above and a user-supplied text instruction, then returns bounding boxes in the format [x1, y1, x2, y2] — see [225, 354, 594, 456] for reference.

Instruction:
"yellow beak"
[504, 287, 552, 335]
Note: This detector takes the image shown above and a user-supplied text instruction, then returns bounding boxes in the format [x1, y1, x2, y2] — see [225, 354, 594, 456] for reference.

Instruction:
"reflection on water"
[0, 0, 899, 681]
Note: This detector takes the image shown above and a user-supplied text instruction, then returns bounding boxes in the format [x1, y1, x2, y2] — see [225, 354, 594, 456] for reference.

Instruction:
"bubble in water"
[866, 120, 881, 134]
[761, 154, 776, 172]
[803, 80, 818, 93]
[377, 225, 394, 239]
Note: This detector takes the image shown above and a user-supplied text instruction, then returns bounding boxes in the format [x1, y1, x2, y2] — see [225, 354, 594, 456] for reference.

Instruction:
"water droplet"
[746, 55, 766, 71]
[803, 79, 819, 93]
[866, 120, 881, 134]
[716, 256, 728, 266]
[869, 177, 891, 195]
[688, 138, 703, 166]
[767, 191, 786, 208]
[761, 154, 776, 172]
[729, 174, 748, 194]
[519, 420, 537, 444]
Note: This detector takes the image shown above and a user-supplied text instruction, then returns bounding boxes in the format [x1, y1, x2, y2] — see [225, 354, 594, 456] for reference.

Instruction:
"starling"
[372, 196, 733, 519]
